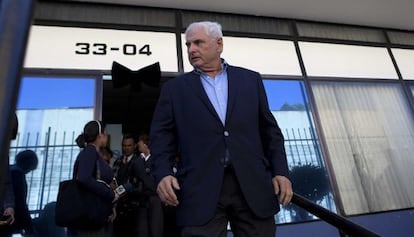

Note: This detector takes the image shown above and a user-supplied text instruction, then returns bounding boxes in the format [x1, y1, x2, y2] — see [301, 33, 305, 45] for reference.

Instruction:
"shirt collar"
[124, 154, 134, 163]
[193, 59, 228, 75]
[140, 153, 151, 161]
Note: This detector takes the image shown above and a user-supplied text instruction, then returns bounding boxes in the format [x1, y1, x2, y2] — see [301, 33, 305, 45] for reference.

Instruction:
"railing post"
[0, 0, 35, 200]
[39, 127, 51, 210]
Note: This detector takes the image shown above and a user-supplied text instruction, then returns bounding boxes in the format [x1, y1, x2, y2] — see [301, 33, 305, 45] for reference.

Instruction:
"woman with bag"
[72, 120, 119, 237]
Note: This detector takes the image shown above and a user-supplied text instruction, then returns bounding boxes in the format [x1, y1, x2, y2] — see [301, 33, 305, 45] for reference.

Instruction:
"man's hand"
[108, 207, 117, 222]
[112, 191, 120, 203]
[272, 175, 293, 206]
[157, 175, 180, 206]
[3, 207, 15, 224]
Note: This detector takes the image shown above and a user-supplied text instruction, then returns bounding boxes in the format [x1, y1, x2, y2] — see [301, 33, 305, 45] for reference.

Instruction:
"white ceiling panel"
[69, 0, 414, 31]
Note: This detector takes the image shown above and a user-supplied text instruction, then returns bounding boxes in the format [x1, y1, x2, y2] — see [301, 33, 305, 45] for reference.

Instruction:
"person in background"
[0, 170, 15, 233]
[74, 120, 119, 237]
[100, 146, 118, 198]
[0, 113, 18, 236]
[101, 146, 115, 168]
[150, 21, 292, 237]
[136, 134, 163, 237]
[32, 201, 65, 237]
[112, 134, 146, 237]
[8, 150, 38, 236]
[160, 155, 180, 237]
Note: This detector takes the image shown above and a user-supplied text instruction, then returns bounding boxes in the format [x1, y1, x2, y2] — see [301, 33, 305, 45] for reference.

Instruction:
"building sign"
[24, 25, 178, 72]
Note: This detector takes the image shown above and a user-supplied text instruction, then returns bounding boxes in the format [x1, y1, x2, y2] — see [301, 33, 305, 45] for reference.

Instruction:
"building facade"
[11, 1, 414, 236]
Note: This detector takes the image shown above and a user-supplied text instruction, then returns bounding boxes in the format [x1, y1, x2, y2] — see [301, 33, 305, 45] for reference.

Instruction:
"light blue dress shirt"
[197, 61, 228, 125]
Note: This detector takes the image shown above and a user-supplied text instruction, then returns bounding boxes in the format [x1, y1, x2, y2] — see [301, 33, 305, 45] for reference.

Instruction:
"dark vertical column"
[0, 0, 35, 199]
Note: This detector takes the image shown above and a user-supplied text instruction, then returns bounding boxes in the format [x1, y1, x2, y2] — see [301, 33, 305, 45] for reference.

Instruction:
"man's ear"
[217, 37, 223, 53]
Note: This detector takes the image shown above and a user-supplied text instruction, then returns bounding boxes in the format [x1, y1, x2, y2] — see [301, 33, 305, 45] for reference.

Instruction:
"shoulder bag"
[55, 159, 112, 230]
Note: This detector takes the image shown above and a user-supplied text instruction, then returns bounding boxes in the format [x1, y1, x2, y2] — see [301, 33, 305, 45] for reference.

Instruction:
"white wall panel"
[182, 34, 302, 76]
[299, 42, 398, 79]
[392, 48, 414, 80]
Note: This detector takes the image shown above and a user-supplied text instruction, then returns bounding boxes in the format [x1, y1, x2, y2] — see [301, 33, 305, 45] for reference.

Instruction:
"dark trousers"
[136, 195, 164, 237]
[76, 224, 113, 237]
[0, 225, 12, 237]
[181, 167, 276, 237]
[163, 205, 180, 237]
[114, 209, 141, 237]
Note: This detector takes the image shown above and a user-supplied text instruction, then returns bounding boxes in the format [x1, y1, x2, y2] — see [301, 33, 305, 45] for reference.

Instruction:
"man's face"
[122, 138, 136, 156]
[137, 140, 145, 153]
[185, 26, 223, 71]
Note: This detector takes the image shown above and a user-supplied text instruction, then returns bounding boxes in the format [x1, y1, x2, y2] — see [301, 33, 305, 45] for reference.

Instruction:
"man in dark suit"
[150, 21, 293, 237]
[136, 134, 164, 237]
[113, 134, 146, 237]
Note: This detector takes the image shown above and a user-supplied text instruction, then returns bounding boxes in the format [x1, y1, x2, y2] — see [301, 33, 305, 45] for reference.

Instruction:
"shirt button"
[224, 131, 229, 136]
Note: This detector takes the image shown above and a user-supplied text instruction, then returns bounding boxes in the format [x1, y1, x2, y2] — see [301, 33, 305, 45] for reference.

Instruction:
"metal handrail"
[291, 193, 381, 237]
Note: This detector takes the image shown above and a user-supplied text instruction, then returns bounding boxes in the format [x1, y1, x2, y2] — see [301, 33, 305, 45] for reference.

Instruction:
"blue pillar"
[0, 0, 35, 199]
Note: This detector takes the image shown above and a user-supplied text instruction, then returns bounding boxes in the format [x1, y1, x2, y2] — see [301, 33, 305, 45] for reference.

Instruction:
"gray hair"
[185, 21, 223, 39]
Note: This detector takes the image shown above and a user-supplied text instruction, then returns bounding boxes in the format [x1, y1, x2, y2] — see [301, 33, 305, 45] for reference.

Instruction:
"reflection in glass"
[10, 77, 96, 213]
[263, 79, 336, 223]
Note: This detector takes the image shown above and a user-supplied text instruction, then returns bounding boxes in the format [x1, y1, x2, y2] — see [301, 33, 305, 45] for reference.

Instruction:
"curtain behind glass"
[263, 80, 335, 223]
[312, 81, 414, 215]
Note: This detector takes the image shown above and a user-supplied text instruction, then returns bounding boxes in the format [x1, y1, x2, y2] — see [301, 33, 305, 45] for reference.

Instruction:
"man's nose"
[187, 43, 196, 53]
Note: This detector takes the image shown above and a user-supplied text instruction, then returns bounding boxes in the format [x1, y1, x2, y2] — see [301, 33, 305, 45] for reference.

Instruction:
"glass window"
[263, 79, 336, 223]
[311, 81, 414, 215]
[391, 48, 414, 80]
[10, 76, 98, 213]
[36, 3, 176, 27]
[299, 42, 398, 79]
[411, 85, 414, 96]
[297, 22, 386, 43]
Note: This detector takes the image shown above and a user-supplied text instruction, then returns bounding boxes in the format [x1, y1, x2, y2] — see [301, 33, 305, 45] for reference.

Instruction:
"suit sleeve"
[150, 81, 178, 185]
[76, 147, 115, 202]
[257, 75, 290, 177]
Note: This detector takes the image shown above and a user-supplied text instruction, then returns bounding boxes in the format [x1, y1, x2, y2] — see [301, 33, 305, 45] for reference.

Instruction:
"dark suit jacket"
[140, 155, 157, 195]
[150, 65, 289, 226]
[112, 154, 146, 202]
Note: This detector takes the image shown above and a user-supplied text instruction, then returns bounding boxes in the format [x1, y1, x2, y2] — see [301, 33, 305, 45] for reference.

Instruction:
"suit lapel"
[185, 72, 222, 125]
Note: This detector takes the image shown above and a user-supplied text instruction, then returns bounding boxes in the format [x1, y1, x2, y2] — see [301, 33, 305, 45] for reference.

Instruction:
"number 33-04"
[75, 43, 152, 56]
